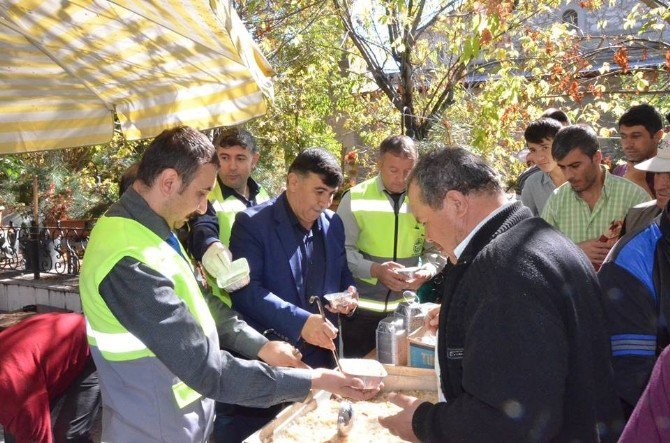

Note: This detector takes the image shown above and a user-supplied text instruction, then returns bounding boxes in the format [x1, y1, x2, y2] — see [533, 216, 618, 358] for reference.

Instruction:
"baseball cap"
[635, 135, 670, 172]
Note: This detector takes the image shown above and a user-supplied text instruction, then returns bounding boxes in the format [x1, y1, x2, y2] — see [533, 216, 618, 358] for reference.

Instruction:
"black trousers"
[341, 309, 388, 358]
[53, 358, 101, 443]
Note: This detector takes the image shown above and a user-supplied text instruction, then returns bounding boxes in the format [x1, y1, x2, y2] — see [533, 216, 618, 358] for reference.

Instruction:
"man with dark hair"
[336, 135, 440, 357]
[541, 107, 571, 125]
[614, 103, 663, 195]
[80, 129, 374, 441]
[514, 108, 570, 196]
[230, 147, 358, 369]
[188, 127, 270, 304]
[542, 125, 650, 268]
[186, 128, 294, 443]
[520, 118, 566, 215]
[379, 146, 623, 442]
[598, 141, 670, 418]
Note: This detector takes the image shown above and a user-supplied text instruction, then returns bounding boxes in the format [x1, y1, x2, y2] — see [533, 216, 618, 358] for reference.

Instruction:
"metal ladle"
[308, 296, 355, 434]
[337, 400, 354, 436]
[308, 295, 342, 372]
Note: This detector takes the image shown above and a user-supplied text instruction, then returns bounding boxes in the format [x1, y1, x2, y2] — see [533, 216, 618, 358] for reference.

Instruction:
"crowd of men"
[5, 101, 670, 442]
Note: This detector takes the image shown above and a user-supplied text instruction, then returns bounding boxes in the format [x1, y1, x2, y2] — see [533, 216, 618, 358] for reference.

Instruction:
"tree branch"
[333, 0, 401, 107]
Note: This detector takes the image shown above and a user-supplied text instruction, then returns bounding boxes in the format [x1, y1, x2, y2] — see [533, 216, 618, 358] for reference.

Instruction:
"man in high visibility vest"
[80, 126, 378, 441]
[337, 135, 441, 357]
[188, 128, 270, 306]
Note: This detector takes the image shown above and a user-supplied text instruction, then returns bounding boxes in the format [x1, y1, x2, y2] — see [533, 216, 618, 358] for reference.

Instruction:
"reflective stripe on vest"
[85, 318, 148, 358]
[357, 298, 404, 312]
[350, 199, 410, 214]
[208, 180, 269, 306]
[349, 177, 424, 287]
[80, 216, 216, 409]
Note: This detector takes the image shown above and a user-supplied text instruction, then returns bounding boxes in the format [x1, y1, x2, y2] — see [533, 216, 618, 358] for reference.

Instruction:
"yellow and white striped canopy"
[0, 0, 273, 153]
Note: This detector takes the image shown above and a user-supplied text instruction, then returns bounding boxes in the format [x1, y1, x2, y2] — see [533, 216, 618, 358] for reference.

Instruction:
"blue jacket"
[229, 193, 355, 368]
[598, 201, 670, 417]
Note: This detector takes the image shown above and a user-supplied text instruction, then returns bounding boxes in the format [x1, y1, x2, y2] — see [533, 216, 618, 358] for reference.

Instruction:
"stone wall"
[0, 272, 80, 313]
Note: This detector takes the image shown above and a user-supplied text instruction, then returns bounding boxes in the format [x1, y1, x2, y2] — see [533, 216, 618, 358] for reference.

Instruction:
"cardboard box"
[408, 327, 436, 369]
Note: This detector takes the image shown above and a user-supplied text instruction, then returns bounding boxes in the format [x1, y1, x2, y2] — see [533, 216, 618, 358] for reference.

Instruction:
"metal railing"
[0, 221, 91, 277]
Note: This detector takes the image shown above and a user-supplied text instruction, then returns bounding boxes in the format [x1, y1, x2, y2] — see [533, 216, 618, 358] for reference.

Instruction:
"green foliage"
[236, 0, 389, 191]
[3, 0, 670, 213]
[0, 129, 148, 223]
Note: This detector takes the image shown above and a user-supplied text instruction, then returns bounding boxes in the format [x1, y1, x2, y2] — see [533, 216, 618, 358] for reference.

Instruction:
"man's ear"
[286, 172, 299, 192]
[251, 152, 260, 169]
[593, 150, 603, 164]
[157, 168, 180, 196]
[445, 190, 468, 216]
[654, 129, 664, 145]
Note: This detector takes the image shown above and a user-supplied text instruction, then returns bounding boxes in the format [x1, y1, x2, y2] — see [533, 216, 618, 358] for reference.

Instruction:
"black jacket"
[412, 202, 623, 442]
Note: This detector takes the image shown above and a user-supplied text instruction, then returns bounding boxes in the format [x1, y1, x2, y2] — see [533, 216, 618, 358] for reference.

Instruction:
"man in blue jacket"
[230, 148, 357, 369]
[599, 199, 670, 418]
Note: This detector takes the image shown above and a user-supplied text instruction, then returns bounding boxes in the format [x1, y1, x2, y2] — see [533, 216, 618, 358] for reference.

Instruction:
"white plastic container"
[338, 358, 387, 389]
[376, 315, 407, 366]
[323, 291, 355, 309]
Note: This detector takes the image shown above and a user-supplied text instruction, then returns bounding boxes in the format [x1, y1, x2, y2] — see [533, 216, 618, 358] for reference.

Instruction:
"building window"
[562, 9, 578, 28]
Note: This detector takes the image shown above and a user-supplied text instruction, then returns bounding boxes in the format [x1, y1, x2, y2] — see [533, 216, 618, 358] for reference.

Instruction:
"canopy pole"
[32, 176, 38, 223]
[31, 176, 40, 280]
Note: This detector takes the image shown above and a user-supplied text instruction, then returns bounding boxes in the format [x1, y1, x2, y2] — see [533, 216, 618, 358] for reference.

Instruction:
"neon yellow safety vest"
[349, 176, 425, 312]
[80, 216, 217, 409]
[207, 179, 269, 306]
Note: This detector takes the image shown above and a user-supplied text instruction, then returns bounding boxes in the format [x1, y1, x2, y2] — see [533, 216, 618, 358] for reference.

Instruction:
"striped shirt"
[541, 167, 651, 244]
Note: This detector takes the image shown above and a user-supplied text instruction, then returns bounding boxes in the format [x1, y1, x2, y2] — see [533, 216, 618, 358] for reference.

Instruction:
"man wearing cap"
[623, 138, 670, 233]
[598, 139, 670, 418]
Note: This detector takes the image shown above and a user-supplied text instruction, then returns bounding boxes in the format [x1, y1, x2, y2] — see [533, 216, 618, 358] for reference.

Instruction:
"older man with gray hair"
[379, 147, 622, 442]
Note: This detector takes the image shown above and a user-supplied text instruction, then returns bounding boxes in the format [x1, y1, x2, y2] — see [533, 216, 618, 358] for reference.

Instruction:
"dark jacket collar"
[458, 201, 533, 264]
[108, 187, 172, 241]
[218, 175, 261, 202]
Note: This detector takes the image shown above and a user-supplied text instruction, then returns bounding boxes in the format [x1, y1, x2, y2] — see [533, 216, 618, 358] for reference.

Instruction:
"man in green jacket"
[80, 126, 377, 442]
[337, 135, 441, 357]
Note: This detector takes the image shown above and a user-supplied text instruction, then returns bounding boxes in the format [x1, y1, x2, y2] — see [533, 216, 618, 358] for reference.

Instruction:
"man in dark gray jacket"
[380, 147, 623, 442]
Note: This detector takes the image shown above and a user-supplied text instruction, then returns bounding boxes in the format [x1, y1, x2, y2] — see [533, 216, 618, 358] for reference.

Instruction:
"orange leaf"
[614, 46, 629, 73]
